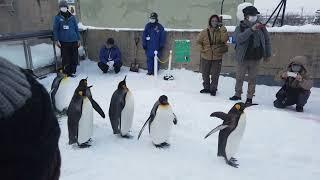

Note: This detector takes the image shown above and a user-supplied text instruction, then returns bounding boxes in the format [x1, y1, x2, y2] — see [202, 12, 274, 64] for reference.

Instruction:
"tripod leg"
[273, 1, 284, 27]
[265, 0, 284, 25]
[281, 0, 287, 26]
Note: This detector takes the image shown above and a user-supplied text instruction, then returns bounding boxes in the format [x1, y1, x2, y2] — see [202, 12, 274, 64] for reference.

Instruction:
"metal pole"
[26, 41, 33, 70]
[53, 40, 58, 71]
[22, 40, 29, 69]
[281, 0, 287, 26]
[154, 51, 158, 79]
[220, 0, 225, 15]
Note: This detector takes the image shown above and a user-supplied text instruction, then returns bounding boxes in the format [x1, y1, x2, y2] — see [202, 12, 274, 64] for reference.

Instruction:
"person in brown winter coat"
[197, 14, 229, 96]
[273, 56, 313, 112]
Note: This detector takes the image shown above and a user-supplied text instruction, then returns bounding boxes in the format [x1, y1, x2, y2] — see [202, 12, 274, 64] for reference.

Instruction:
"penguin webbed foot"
[121, 134, 134, 139]
[230, 157, 238, 162]
[78, 142, 92, 148]
[154, 142, 170, 149]
[227, 160, 239, 168]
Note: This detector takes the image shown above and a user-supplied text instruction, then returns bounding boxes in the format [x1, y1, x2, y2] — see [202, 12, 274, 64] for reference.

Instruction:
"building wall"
[0, 0, 59, 33]
[86, 29, 320, 87]
[79, 0, 254, 28]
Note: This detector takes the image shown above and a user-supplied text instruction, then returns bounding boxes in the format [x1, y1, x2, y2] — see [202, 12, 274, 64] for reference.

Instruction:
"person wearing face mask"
[273, 56, 313, 112]
[229, 5, 272, 105]
[197, 14, 229, 96]
[142, 12, 166, 75]
[98, 38, 122, 74]
[53, 0, 81, 77]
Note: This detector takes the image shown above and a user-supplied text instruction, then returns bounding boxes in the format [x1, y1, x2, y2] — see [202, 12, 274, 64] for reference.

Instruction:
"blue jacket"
[99, 45, 121, 64]
[53, 12, 80, 42]
[142, 22, 166, 57]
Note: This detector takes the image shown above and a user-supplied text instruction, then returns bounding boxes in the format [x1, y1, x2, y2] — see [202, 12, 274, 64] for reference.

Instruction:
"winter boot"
[200, 89, 211, 94]
[245, 98, 252, 106]
[229, 95, 241, 101]
[210, 91, 217, 96]
[296, 106, 304, 112]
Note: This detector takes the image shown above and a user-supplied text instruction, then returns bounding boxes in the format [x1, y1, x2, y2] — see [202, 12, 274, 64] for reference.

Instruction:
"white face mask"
[149, 18, 156, 23]
[248, 16, 258, 23]
[60, 7, 68, 13]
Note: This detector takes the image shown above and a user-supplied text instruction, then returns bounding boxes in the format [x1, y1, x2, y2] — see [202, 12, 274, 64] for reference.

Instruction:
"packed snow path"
[40, 60, 320, 180]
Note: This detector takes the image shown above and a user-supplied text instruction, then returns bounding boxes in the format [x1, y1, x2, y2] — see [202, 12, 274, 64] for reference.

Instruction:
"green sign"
[174, 40, 190, 63]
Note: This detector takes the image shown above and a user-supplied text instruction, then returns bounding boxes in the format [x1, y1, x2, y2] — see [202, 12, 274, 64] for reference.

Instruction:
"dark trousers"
[273, 85, 311, 108]
[147, 56, 160, 74]
[98, 62, 122, 74]
[200, 58, 222, 92]
[61, 42, 78, 75]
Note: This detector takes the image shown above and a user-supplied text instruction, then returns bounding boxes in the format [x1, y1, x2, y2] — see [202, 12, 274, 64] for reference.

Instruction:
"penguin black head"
[118, 76, 127, 90]
[78, 78, 88, 88]
[57, 68, 67, 77]
[159, 95, 169, 105]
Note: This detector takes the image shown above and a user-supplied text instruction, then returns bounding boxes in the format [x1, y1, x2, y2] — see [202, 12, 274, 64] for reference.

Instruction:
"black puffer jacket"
[0, 58, 61, 180]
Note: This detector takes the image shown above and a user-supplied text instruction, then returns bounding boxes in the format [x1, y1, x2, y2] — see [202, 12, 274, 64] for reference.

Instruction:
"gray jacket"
[234, 21, 272, 62]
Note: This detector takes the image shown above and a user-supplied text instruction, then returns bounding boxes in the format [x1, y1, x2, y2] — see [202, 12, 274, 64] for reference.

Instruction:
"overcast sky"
[254, 0, 320, 15]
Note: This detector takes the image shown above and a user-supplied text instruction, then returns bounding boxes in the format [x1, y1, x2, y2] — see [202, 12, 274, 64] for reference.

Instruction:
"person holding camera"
[197, 14, 229, 96]
[273, 56, 313, 112]
[229, 6, 271, 105]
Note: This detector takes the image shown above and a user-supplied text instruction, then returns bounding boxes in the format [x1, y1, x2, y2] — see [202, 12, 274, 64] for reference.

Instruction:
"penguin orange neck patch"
[78, 91, 83, 96]
[235, 104, 241, 110]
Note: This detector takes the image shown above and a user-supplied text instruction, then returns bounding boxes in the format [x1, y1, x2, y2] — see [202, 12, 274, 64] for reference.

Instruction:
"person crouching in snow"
[98, 38, 122, 74]
[142, 12, 166, 75]
[273, 56, 313, 112]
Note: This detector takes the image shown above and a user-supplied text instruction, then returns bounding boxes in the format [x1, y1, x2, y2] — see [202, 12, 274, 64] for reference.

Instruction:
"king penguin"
[67, 78, 105, 148]
[109, 76, 135, 138]
[50, 69, 72, 115]
[204, 102, 257, 168]
[138, 95, 177, 148]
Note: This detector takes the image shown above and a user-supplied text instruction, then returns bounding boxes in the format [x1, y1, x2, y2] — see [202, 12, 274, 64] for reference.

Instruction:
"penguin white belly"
[225, 113, 246, 160]
[120, 91, 134, 135]
[150, 106, 174, 145]
[55, 79, 72, 111]
[77, 98, 93, 144]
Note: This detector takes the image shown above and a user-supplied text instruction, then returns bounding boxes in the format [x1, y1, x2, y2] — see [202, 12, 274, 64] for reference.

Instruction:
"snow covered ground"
[39, 60, 320, 180]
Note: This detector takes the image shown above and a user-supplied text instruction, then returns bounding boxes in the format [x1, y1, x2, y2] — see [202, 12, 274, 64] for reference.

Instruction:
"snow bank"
[78, 22, 235, 32]
[267, 24, 320, 33]
[39, 60, 320, 180]
[0, 43, 87, 69]
[78, 22, 320, 33]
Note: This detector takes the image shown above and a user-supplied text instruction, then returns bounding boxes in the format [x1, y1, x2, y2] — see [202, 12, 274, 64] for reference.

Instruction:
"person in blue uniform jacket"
[142, 12, 166, 75]
[53, 0, 80, 77]
[98, 38, 122, 74]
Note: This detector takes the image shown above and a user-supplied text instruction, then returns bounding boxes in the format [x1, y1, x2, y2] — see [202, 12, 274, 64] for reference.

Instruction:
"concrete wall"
[0, 0, 58, 33]
[86, 29, 320, 87]
[79, 0, 254, 28]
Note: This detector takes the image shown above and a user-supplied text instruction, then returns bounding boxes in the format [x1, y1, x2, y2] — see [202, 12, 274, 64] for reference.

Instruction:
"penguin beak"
[124, 76, 127, 82]
[244, 103, 258, 109]
[85, 77, 88, 80]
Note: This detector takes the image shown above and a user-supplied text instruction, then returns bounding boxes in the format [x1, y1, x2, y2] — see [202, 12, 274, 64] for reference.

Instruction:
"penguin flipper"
[89, 96, 105, 118]
[173, 113, 178, 125]
[204, 124, 229, 139]
[210, 112, 231, 121]
[67, 96, 83, 144]
[50, 76, 63, 112]
[137, 117, 151, 140]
